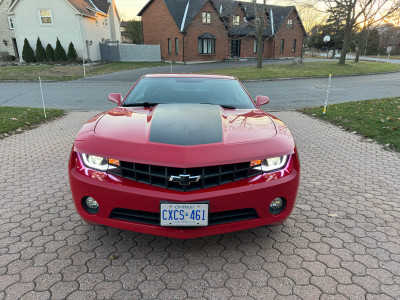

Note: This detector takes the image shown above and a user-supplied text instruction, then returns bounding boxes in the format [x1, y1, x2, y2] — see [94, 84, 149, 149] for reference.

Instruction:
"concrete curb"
[242, 70, 400, 82]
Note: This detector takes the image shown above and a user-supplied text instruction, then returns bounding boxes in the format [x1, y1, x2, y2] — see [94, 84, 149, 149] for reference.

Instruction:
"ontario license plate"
[160, 203, 209, 226]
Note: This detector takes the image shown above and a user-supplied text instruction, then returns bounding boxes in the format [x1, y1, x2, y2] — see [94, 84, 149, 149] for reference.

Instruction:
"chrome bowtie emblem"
[169, 174, 201, 185]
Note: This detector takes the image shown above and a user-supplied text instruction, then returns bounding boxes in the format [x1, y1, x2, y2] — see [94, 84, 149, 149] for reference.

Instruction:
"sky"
[114, 0, 281, 21]
[115, 0, 150, 20]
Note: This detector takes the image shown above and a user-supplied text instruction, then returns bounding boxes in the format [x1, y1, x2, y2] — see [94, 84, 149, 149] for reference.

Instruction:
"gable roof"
[139, 0, 211, 32]
[68, 0, 110, 16]
[211, 0, 240, 18]
[242, 3, 294, 34]
[138, 0, 304, 37]
[8, 0, 110, 17]
[229, 4, 306, 38]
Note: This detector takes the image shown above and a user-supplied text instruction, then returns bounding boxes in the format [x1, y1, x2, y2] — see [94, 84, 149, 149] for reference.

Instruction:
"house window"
[198, 38, 215, 54]
[287, 19, 293, 29]
[280, 39, 284, 53]
[168, 38, 171, 54]
[96, 18, 99, 26]
[202, 12, 211, 24]
[39, 9, 53, 25]
[233, 15, 240, 26]
[175, 38, 179, 54]
[292, 39, 296, 52]
[103, 17, 109, 27]
[254, 40, 264, 53]
[8, 17, 14, 29]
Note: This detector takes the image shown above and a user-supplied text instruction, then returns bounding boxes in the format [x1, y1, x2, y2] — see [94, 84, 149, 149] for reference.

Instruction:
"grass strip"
[301, 97, 400, 152]
[0, 106, 64, 137]
[0, 62, 166, 81]
[201, 61, 400, 81]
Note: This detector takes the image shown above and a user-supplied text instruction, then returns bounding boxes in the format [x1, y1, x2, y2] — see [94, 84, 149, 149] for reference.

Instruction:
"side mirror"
[255, 95, 269, 108]
[108, 93, 123, 106]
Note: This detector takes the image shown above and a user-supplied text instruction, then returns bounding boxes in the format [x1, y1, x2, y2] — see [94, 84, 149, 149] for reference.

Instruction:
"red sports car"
[68, 74, 300, 239]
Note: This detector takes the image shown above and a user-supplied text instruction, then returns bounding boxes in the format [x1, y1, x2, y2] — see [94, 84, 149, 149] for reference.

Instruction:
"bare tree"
[276, 0, 326, 34]
[324, 0, 400, 64]
[253, 0, 266, 68]
[291, 0, 400, 64]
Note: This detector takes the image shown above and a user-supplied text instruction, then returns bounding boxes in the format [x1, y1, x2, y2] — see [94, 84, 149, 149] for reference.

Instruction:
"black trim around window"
[198, 38, 215, 54]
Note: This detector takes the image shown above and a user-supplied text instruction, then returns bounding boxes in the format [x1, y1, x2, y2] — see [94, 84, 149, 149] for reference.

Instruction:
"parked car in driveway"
[68, 74, 300, 239]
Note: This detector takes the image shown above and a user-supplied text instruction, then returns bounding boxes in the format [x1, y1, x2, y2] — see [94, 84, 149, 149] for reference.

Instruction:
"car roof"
[143, 74, 237, 80]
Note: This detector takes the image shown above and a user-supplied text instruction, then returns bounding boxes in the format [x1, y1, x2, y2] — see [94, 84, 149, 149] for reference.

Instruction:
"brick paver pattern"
[1, 111, 400, 300]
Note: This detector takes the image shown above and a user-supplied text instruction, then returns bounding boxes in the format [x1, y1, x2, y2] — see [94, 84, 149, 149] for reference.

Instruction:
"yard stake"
[39, 76, 47, 119]
[83, 59, 86, 77]
[323, 74, 332, 115]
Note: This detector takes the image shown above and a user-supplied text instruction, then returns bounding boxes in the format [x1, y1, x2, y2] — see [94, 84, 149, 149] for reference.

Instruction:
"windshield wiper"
[200, 103, 236, 109]
[123, 102, 160, 107]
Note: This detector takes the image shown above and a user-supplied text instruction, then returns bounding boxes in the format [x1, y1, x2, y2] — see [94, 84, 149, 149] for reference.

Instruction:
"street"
[1, 67, 400, 111]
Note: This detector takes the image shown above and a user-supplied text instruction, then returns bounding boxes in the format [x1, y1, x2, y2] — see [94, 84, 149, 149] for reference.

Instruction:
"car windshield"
[123, 77, 255, 109]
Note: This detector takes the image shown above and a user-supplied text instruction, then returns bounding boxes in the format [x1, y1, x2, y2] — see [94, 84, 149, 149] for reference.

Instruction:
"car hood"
[74, 104, 295, 167]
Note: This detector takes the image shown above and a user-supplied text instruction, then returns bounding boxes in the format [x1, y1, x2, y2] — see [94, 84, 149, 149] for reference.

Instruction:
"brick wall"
[141, 1, 304, 62]
[183, 1, 229, 62]
[272, 10, 305, 58]
[141, 0, 183, 61]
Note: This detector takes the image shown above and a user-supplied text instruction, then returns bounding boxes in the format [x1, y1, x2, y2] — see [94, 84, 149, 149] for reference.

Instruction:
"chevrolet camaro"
[68, 74, 300, 239]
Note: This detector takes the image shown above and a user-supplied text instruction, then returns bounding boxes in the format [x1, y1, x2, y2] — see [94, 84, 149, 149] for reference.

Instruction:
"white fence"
[119, 44, 161, 62]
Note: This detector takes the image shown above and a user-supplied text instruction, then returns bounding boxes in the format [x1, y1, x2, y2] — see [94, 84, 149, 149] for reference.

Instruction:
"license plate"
[160, 203, 209, 226]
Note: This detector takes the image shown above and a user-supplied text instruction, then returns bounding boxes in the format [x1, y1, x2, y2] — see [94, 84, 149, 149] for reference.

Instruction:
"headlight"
[251, 155, 289, 173]
[81, 153, 120, 173]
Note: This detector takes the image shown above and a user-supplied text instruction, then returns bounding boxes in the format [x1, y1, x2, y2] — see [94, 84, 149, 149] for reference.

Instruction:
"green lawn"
[0, 106, 64, 137]
[0, 61, 166, 81]
[302, 97, 400, 152]
[201, 61, 400, 80]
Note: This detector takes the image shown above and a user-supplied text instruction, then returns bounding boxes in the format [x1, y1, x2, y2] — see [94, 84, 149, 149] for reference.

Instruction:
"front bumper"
[68, 151, 300, 239]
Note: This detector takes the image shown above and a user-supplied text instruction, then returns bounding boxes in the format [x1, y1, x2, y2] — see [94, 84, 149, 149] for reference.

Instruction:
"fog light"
[82, 197, 99, 214]
[86, 197, 98, 208]
[269, 197, 286, 215]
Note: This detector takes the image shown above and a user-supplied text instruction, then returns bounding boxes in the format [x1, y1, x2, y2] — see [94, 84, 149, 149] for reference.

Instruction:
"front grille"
[111, 161, 262, 192]
[110, 208, 259, 226]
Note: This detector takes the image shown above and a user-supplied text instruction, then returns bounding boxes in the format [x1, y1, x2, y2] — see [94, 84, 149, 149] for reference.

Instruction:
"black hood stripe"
[149, 104, 223, 146]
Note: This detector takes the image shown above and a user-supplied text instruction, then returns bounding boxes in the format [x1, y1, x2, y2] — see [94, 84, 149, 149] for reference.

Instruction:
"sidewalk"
[0, 111, 399, 299]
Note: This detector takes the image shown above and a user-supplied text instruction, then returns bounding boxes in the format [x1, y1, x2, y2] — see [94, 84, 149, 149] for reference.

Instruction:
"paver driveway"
[1, 111, 400, 299]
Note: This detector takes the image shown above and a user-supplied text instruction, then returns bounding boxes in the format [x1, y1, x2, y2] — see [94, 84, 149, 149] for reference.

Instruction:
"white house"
[7, 0, 121, 62]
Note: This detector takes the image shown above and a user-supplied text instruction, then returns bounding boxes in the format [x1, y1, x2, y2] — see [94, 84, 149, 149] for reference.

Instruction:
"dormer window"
[233, 15, 240, 26]
[202, 12, 211, 24]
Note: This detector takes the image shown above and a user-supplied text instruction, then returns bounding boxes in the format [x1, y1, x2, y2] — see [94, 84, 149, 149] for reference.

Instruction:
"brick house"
[138, 0, 306, 62]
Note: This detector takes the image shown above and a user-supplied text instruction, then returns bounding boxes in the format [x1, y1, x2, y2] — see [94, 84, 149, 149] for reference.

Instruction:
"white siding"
[81, 15, 114, 61]
[10, 0, 121, 62]
[11, 0, 82, 61]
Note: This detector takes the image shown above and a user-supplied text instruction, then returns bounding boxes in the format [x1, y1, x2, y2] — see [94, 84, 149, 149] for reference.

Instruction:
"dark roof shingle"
[139, 0, 299, 36]
[66, 0, 110, 16]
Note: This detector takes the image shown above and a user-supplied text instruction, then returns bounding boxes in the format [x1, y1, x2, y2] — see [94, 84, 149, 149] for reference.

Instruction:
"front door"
[231, 39, 241, 57]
